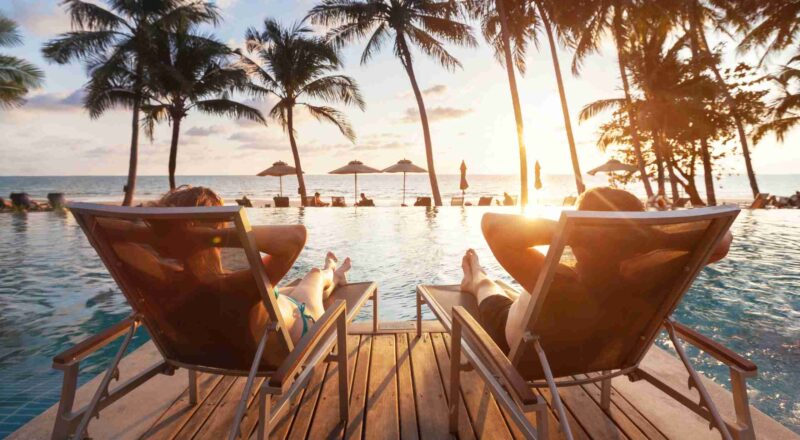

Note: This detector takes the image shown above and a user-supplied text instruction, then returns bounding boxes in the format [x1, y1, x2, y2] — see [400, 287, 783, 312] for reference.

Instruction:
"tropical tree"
[563, 0, 655, 198]
[307, 0, 476, 207]
[739, 0, 800, 65]
[754, 57, 800, 143]
[142, 27, 265, 190]
[42, 0, 219, 206]
[0, 13, 44, 109]
[466, 0, 585, 196]
[683, 0, 761, 198]
[241, 18, 364, 206]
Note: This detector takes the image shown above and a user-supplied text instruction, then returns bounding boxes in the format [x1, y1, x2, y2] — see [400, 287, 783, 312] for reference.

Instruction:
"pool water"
[0, 207, 797, 436]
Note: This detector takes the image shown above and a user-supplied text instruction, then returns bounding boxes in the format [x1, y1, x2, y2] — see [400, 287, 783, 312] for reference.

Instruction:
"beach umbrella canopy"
[534, 161, 542, 190]
[383, 159, 426, 206]
[329, 160, 382, 203]
[257, 161, 297, 196]
[587, 159, 638, 176]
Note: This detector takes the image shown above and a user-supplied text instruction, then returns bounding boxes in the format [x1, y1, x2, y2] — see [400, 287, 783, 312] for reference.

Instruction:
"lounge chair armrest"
[269, 300, 347, 390]
[53, 316, 139, 368]
[452, 307, 538, 406]
[670, 321, 757, 374]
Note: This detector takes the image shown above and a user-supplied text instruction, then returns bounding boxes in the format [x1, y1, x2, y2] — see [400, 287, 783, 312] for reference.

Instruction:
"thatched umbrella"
[329, 160, 382, 203]
[383, 159, 426, 206]
[587, 159, 637, 176]
[257, 161, 297, 196]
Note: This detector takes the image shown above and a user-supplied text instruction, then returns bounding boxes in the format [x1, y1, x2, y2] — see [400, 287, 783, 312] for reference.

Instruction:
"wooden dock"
[9, 322, 798, 440]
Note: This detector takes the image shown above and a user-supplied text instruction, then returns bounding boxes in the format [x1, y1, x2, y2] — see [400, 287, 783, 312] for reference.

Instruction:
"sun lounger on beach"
[273, 196, 290, 208]
[751, 193, 770, 209]
[451, 196, 465, 206]
[332, 196, 346, 207]
[478, 196, 493, 206]
[55, 204, 379, 440]
[236, 196, 253, 207]
[417, 206, 755, 440]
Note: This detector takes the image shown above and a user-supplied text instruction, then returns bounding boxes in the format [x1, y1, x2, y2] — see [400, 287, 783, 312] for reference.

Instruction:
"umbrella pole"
[403, 172, 406, 206]
[279, 176, 283, 197]
[355, 173, 358, 205]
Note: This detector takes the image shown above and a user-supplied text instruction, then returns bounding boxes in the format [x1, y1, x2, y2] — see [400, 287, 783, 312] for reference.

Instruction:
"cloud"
[186, 125, 227, 137]
[228, 131, 263, 142]
[400, 106, 473, 123]
[7, 0, 71, 37]
[399, 84, 448, 99]
[25, 89, 86, 111]
[83, 146, 116, 156]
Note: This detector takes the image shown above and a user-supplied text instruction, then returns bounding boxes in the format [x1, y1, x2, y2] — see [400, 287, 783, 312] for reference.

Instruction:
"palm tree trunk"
[653, 133, 666, 196]
[168, 116, 181, 190]
[496, 0, 529, 207]
[287, 105, 308, 206]
[122, 88, 141, 206]
[540, 7, 584, 194]
[692, 4, 759, 198]
[396, 35, 442, 206]
[700, 138, 717, 205]
[613, 7, 653, 198]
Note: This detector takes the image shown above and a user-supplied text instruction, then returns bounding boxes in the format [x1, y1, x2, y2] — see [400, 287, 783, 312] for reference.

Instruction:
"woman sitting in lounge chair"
[116, 186, 352, 344]
[459, 187, 734, 353]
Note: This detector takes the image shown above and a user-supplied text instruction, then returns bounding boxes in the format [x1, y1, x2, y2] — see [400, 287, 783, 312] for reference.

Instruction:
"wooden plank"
[395, 334, 419, 440]
[429, 333, 486, 440]
[577, 374, 667, 440]
[535, 388, 593, 440]
[192, 377, 265, 439]
[285, 361, 329, 440]
[344, 335, 372, 440]
[349, 320, 445, 334]
[172, 376, 237, 439]
[306, 335, 361, 440]
[408, 333, 451, 439]
[142, 373, 224, 439]
[364, 335, 400, 440]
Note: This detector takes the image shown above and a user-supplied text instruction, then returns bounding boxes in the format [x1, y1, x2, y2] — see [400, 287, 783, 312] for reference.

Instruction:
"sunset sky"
[1, 0, 798, 177]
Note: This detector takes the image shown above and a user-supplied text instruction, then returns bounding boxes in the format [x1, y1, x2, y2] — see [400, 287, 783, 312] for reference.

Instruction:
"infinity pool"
[0, 207, 797, 436]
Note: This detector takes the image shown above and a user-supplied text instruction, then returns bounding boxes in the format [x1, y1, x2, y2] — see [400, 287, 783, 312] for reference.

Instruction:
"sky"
[1, 0, 798, 177]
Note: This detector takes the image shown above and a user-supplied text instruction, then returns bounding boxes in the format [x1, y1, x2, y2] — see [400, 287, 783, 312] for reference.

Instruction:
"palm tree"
[685, 0, 761, 198]
[468, 0, 585, 196]
[565, 0, 655, 198]
[307, 0, 476, 207]
[242, 19, 364, 206]
[739, 0, 800, 64]
[0, 13, 44, 109]
[143, 28, 265, 190]
[754, 57, 800, 143]
[43, 0, 219, 206]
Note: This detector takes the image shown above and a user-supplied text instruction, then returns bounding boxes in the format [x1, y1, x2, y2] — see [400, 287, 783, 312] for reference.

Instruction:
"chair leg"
[229, 325, 272, 440]
[336, 313, 349, 423]
[600, 372, 611, 412]
[51, 364, 79, 440]
[372, 289, 380, 333]
[532, 339, 575, 440]
[449, 319, 463, 434]
[536, 406, 549, 439]
[188, 370, 198, 406]
[415, 291, 423, 338]
[257, 390, 270, 440]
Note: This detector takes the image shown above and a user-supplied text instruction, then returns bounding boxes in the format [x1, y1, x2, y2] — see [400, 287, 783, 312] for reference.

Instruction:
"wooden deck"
[9, 323, 798, 440]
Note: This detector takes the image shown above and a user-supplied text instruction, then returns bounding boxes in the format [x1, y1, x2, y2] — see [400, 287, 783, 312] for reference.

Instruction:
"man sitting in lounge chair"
[134, 186, 352, 343]
[459, 187, 734, 353]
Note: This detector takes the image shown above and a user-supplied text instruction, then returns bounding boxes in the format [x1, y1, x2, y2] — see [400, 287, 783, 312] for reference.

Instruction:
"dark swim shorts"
[478, 295, 514, 354]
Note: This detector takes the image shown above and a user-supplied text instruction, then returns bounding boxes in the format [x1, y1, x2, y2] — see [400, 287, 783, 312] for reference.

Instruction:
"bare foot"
[324, 251, 338, 271]
[460, 251, 473, 292]
[467, 249, 485, 277]
[333, 257, 351, 287]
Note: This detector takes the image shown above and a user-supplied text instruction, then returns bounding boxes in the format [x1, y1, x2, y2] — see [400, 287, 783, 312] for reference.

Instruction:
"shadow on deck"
[9, 322, 798, 440]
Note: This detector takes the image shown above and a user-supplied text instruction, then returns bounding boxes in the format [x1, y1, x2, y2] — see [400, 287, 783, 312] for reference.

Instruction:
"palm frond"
[301, 103, 356, 142]
[61, 0, 126, 31]
[194, 98, 266, 124]
[0, 55, 45, 88]
[42, 31, 121, 64]
[578, 97, 625, 122]
[0, 14, 22, 48]
[299, 74, 365, 109]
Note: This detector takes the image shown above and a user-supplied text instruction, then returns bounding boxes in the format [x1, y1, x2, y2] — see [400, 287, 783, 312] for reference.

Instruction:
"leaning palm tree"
[307, 0, 476, 207]
[43, 0, 219, 206]
[0, 13, 44, 109]
[467, 0, 585, 196]
[563, 0, 655, 198]
[143, 28, 265, 190]
[242, 18, 364, 206]
[684, 0, 761, 197]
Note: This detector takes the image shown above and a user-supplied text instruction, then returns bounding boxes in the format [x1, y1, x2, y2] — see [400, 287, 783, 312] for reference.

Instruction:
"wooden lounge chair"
[478, 196, 493, 206]
[417, 206, 755, 440]
[414, 197, 431, 207]
[55, 203, 378, 440]
[235, 196, 253, 207]
[331, 196, 346, 207]
[273, 196, 289, 208]
[451, 196, 465, 206]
